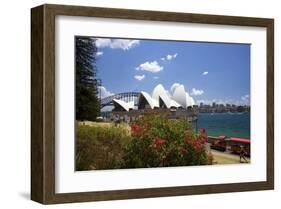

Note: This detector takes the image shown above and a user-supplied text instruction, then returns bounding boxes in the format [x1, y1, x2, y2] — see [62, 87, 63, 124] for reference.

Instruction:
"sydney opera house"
[113, 84, 195, 111]
[101, 84, 198, 122]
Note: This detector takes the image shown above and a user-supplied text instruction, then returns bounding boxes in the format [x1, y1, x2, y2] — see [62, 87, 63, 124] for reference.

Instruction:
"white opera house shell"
[113, 84, 195, 112]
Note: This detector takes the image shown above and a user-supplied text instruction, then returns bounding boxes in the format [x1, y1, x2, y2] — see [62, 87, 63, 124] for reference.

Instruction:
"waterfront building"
[101, 84, 197, 122]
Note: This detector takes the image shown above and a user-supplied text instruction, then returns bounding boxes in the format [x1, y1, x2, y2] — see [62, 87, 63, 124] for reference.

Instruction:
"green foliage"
[76, 114, 211, 170]
[75, 123, 131, 170]
[75, 37, 100, 121]
[122, 114, 209, 168]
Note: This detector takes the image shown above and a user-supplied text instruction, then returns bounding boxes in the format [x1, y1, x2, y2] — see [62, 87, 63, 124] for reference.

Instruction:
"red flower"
[199, 128, 208, 142]
[131, 124, 143, 137]
[200, 128, 206, 133]
[154, 136, 166, 149]
[185, 136, 205, 152]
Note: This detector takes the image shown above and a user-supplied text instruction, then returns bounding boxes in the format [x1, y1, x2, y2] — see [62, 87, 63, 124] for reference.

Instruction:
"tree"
[75, 37, 100, 121]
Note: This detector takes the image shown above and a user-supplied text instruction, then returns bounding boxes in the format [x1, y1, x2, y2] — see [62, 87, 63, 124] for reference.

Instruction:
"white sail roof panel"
[113, 99, 134, 112]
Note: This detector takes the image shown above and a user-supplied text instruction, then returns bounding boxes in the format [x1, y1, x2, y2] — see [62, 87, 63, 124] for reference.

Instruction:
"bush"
[122, 114, 210, 168]
[76, 115, 212, 170]
[75, 123, 131, 170]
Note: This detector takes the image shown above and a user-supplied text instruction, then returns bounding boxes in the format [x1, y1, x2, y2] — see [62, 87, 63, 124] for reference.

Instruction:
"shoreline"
[211, 149, 250, 164]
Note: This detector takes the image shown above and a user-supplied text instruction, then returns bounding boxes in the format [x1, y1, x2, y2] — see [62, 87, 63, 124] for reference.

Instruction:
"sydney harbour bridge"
[100, 92, 140, 108]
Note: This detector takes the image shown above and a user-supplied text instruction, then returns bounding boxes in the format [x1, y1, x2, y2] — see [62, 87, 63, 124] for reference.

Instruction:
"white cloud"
[167, 53, 178, 60]
[202, 71, 208, 75]
[161, 53, 178, 61]
[170, 83, 181, 94]
[134, 74, 145, 81]
[96, 51, 103, 56]
[190, 88, 204, 96]
[136, 61, 163, 73]
[96, 38, 140, 50]
[241, 94, 250, 101]
[110, 39, 140, 50]
[241, 94, 250, 105]
[98, 86, 114, 99]
[153, 76, 159, 80]
[95, 39, 111, 48]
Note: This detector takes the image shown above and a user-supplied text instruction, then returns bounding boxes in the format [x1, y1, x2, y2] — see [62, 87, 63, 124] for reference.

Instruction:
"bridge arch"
[101, 92, 140, 108]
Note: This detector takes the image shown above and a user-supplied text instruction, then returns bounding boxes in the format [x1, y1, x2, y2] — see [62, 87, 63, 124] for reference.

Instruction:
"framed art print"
[31, 4, 274, 204]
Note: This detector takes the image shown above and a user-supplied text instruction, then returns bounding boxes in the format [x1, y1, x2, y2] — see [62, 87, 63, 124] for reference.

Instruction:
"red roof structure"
[230, 137, 250, 143]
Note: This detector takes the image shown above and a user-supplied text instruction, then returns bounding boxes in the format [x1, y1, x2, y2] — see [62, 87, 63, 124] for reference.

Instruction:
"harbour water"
[195, 112, 250, 139]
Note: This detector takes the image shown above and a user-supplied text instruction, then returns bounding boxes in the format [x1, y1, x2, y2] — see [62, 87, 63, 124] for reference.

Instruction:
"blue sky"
[94, 38, 250, 105]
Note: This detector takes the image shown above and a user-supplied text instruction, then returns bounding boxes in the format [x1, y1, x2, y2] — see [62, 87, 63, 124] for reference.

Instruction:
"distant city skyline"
[197, 101, 250, 114]
[94, 37, 250, 106]
[199, 102, 250, 107]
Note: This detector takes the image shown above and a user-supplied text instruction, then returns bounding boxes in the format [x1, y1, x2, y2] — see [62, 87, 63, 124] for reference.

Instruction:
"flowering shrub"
[76, 115, 213, 170]
[122, 114, 211, 168]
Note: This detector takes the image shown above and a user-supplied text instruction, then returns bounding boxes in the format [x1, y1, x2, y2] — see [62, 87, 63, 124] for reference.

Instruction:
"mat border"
[31, 4, 274, 204]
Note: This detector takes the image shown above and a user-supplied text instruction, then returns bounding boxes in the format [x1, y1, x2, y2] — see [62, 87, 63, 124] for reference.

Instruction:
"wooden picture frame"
[31, 4, 274, 204]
